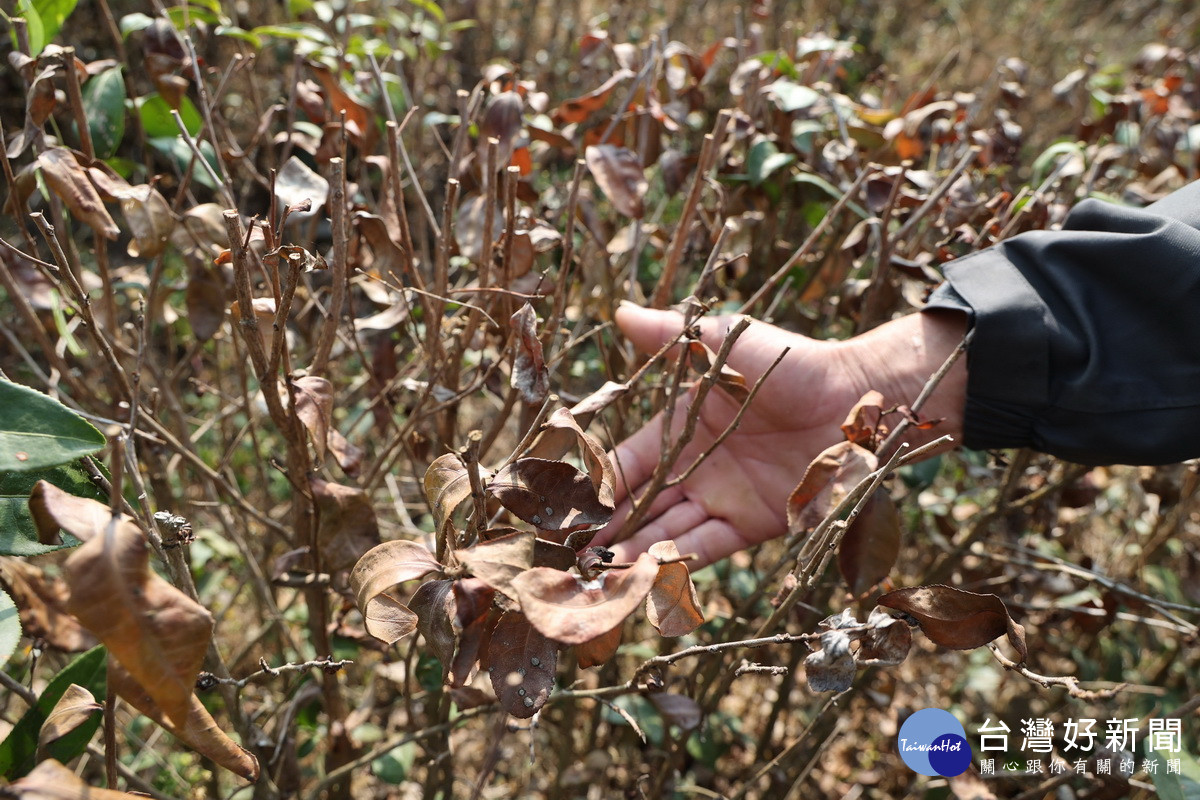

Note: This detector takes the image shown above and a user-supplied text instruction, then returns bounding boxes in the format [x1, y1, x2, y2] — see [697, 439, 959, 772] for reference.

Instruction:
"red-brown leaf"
[575, 624, 622, 669]
[585, 144, 647, 219]
[349, 540, 441, 644]
[510, 552, 657, 644]
[553, 70, 634, 124]
[840, 390, 887, 448]
[291, 376, 333, 462]
[423, 453, 474, 535]
[786, 441, 877, 534]
[483, 611, 556, 718]
[878, 585, 1028, 661]
[837, 488, 901, 597]
[8, 758, 142, 798]
[510, 303, 549, 404]
[645, 541, 704, 637]
[35, 148, 119, 239]
[525, 407, 615, 509]
[489, 458, 613, 533]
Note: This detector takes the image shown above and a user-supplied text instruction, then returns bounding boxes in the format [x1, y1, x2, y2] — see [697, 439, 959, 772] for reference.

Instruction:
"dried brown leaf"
[856, 607, 912, 666]
[410, 579, 456, 678]
[327, 428, 364, 477]
[185, 263, 226, 342]
[310, 477, 379, 573]
[840, 390, 887, 448]
[29, 481, 111, 546]
[525, 407, 615, 509]
[478, 91, 524, 169]
[457, 531, 534, 599]
[585, 144, 647, 219]
[109, 184, 173, 258]
[786, 441, 877, 534]
[291, 376, 333, 462]
[553, 70, 634, 124]
[575, 624, 622, 669]
[569, 380, 630, 427]
[349, 540, 441, 644]
[423, 453, 474, 535]
[0, 557, 94, 651]
[837, 488, 901, 597]
[483, 611, 556, 718]
[489, 458, 613, 533]
[108, 659, 259, 782]
[805, 630, 855, 693]
[36, 148, 119, 239]
[275, 155, 329, 212]
[510, 303, 549, 404]
[686, 340, 749, 401]
[455, 194, 504, 264]
[878, 585, 1028, 662]
[510, 552, 657, 644]
[36, 684, 101, 756]
[648, 692, 702, 730]
[7, 758, 141, 798]
[533, 538, 578, 570]
[645, 541, 704, 636]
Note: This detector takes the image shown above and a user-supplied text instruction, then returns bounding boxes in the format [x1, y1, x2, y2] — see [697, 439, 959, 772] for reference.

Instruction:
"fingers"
[609, 514, 746, 570]
[614, 303, 743, 357]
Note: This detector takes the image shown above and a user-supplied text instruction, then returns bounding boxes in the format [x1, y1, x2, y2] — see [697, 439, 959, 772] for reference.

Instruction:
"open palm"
[593, 305, 967, 568]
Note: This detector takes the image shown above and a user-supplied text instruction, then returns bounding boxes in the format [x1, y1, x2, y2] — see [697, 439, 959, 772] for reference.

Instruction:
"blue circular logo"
[897, 709, 970, 776]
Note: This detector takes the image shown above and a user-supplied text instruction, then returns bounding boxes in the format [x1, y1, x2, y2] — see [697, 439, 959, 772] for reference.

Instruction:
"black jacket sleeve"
[924, 180, 1200, 465]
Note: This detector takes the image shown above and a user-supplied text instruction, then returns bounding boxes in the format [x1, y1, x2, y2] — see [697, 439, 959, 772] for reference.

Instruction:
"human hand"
[592, 305, 968, 568]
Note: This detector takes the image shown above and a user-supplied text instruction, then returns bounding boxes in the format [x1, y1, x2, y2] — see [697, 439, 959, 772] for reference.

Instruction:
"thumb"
[615, 302, 742, 355]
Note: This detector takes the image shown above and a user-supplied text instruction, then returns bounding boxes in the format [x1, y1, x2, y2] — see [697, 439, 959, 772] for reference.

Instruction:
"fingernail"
[617, 299, 640, 309]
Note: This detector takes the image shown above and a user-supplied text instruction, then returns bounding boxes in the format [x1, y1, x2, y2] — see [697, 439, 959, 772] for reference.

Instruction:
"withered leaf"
[36, 684, 101, 757]
[7, 758, 140, 798]
[307, 61, 370, 141]
[585, 144, 647, 219]
[185, 263, 226, 342]
[569, 380, 630, 427]
[533, 538, 578, 571]
[108, 659, 259, 782]
[510, 552, 658, 644]
[856, 607, 911, 666]
[310, 477, 380, 573]
[686, 340, 749, 401]
[31, 484, 212, 729]
[423, 453, 474, 535]
[478, 91, 524, 169]
[525, 407, 615, 509]
[489, 458, 613, 533]
[804, 630, 855, 693]
[328, 428, 364, 478]
[553, 70, 634, 124]
[840, 390, 887, 448]
[275, 155, 329, 213]
[410, 579, 456, 678]
[228, 297, 277, 354]
[455, 194, 504, 264]
[291, 376, 333, 462]
[457, 531, 534, 600]
[647, 692, 702, 731]
[349, 540, 441, 644]
[510, 303, 549, 404]
[645, 541, 704, 637]
[786, 441, 877, 534]
[450, 608, 494, 688]
[878, 585, 1028, 662]
[837, 488, 901, 597]
[483, 611, 556, 719]
[112, 183, 173, 258]
[575, 624, 622, 669]
[0, 557, 94, 651]
[35, 148, 119, 239]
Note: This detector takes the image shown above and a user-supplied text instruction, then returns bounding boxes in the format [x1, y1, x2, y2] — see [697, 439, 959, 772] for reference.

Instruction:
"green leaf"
[118, 11, 154, 37]
[137, 93, 202, 138]
[249, 22, 332, 44]
[407, 0, 445, 23]
[1031, 140, 1084, 186]
[82, 67, 126, 159]
[791, 172, 871, 219]
[0, 588, 20, 666]
[14, 0, 47, 57]
[1148, 747, 1200, 800]
[0, 645, 106, 779]
[148, 136, 219, 190]
[215, 25, 261, 47]
[0, 461, 99, 556]
[765, 78, 820, 113]
[371, 742, 416, 784]
[0, 380, 105, 473]
[17, 0, 77, 56]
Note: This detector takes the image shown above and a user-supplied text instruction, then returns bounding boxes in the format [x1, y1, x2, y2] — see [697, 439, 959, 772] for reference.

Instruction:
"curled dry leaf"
[327, 429, 364, 477]
[837, 488, 901, 597]
[569, 380, 629, 427]
[112, 183, 173, 258]
[423, 453, 474, 535]
[35, 148, 119, 239]
[108, 659, 260, 782]
[787, 441, 878, 534]
[350, 540, 441, 644]
[533, 538, 578, 570]
[483, 611, 556, 719]
[804, 630, 856, 693]
[553, 69, 634, 124]
[878, 585, 1028, 662]
[645, 541, 704, 637]
[687, 340, 750, 401]
[585, 144, 647, 219]
[575, 624, 622, 669]
[29, 483, 213, 729]
[478, 90, 524, 169]
[309, 477, 380, 573]
[841, 390, 887, 448]
[526, 407, 615, 509]
[290, 376, 333, 462]
[275, 155, 329, 212]
[489, 458, 613, 533]
[410, 579, 456, 677]
[0, 557, 94, 651]
[648, 692, 703, 731]
[7, 758, 139, 798]
[36, 684, 101, 758]
[510, 552, 658, 644]
[228, 297, 278, 354]
[510, 303, 549, 404]
[457, 530, 534, 600]
[856, 607, 912, 666]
